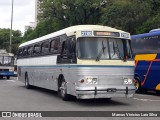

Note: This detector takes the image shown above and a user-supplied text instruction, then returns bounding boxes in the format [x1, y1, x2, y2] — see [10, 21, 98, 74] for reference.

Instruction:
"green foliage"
[101, 0, 152, 34]
[39, 0, 104, 25]
[0, 29, 22, 55]
[136, 12, 160, 34]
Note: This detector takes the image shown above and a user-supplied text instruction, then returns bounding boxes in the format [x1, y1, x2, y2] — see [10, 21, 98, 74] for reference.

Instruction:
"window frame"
[41, 40, 49, 54]
[50, 37, 61, 54]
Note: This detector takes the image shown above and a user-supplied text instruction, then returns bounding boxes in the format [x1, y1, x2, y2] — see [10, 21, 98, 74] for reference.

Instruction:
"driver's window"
[57, 36, 76, 64]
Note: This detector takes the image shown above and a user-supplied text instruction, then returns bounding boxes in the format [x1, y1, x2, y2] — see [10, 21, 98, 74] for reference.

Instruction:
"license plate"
[107, 88, 117, 92]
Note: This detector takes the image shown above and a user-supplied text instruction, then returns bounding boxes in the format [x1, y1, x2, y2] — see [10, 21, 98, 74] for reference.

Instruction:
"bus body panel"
[135, 54, 160, 90]
[132, 30, 160, 91]
[18, 56, 135, 98]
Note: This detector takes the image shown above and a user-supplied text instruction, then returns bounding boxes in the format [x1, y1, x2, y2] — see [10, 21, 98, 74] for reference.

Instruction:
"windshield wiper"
[112, 41, 122, 59]
[96, 41, 106, 61]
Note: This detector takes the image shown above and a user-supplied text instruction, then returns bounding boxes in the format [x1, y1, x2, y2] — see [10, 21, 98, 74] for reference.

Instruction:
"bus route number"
[121, 33, 129, 38]
[81, 31, 92, 36]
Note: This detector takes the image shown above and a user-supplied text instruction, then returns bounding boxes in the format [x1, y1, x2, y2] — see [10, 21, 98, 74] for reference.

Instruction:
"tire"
[25, 74, 31, 89]
[59, 78, 70, 101]
[7, 76, 10, 79]
[134, 77, 147, 93]
[134, 77, 141, 93]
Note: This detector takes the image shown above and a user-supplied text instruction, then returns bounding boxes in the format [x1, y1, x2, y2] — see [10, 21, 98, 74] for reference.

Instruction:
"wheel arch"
[58, 74, 65, 88]
[134, 73, 141, 81]
[25, 72, 28, 79]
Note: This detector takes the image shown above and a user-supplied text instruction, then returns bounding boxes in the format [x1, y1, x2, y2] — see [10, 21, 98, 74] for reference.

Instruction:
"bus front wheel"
[134, 77, 141, 93]
[59, 78, 70, 101]
[7, 76, 10, 79]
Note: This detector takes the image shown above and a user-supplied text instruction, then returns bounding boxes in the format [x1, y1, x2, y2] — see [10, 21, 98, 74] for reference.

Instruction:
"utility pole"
[9, 0, 14, 53]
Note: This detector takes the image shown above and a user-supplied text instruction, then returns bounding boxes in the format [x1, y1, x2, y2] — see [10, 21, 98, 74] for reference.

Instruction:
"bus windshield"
[0, 56, 14, 66]
[78, 37, 132, 60]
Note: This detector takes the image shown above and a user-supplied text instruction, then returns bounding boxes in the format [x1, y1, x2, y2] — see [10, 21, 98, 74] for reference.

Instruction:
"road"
[0, 77, 160, 120]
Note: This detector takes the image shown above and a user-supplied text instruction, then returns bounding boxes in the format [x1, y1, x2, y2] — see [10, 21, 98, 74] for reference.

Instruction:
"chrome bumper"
[75, 86, 136, 99]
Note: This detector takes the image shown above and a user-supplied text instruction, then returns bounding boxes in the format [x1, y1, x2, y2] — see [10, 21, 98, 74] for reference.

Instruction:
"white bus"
[0, 49, 14, 79]
[17, 25, 136, 100]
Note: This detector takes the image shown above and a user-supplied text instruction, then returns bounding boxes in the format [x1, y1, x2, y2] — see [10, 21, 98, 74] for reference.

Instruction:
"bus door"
[57, 36, 77, 94]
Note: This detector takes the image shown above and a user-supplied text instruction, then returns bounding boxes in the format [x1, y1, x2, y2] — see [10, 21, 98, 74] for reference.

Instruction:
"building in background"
[35, 0, 43, 24]
[25, 0, 43, 32]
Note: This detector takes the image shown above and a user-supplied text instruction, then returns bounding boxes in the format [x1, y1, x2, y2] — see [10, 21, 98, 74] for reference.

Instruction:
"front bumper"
[75, 86, 136, 99]
[0, 72, 14, 76]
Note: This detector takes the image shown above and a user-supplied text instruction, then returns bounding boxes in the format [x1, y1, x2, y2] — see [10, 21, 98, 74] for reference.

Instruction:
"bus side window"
[18, 48, 23, 58]
[41, 41, 49, 54]
[61, 41, 67, 57]
[27, 46, 33, 56]
[33, 44, 41, 55]
[66, 38, 76, 60]
[23, 47, 27, 57]
[57, 36, 76, 64]
[50, 38, 61, 54]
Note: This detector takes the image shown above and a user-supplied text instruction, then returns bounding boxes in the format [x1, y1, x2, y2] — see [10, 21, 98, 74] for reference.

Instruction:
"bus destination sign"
[94, 31, 120, 37]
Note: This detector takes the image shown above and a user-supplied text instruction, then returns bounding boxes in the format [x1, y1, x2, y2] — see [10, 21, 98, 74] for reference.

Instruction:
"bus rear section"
[131, 29, 160, 93]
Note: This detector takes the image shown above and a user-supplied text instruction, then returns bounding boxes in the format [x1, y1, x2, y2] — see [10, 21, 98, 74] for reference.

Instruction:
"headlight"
[86, 78, 98, 84]
[123, 78, 133, 85]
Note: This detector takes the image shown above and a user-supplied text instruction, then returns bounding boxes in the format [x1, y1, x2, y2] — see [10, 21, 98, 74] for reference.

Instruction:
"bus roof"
[131, 29, 160, 39]
[20, 25, 129, 47]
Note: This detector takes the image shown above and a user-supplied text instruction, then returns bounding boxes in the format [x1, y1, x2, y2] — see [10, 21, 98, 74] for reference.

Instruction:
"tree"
[136, 12, 160, 33]
[100, 0, 152, 34]
[0, 28, 22, 55]
[39, 0, 106, 27]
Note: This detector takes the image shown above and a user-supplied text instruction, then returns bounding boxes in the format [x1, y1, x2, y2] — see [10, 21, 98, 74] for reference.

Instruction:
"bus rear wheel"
[7, 76, 10, 79]
[59, 78, 70, 101]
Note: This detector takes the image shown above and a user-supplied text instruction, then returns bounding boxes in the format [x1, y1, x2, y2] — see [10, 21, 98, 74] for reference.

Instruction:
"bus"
[0, 49, 14, 79]
[17, 25, 136, 100]
[131, 29, 160, 93]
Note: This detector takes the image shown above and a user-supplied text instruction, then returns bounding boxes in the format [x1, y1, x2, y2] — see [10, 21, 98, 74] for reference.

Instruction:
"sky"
[0, 0, 35, 34]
